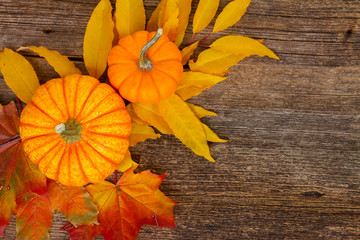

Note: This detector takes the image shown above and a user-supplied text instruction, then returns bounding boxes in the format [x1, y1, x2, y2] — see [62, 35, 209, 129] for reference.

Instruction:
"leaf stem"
[191, 33, 195, 44]
[200, 32, 213, 42]
[16, 97, 22, 112]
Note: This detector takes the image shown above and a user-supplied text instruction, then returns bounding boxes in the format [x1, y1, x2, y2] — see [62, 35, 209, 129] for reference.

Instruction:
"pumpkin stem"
[55, 119, 82, 144]
[139, 28, 163, 70]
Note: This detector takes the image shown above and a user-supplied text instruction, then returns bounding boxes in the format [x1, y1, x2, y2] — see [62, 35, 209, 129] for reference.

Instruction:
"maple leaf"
[0, 102, 47, 236]
[15, 191, 53, 240]
[47, 180, 98, 227]
[66, 168, 176, 240]
[62, 222, 101, 240]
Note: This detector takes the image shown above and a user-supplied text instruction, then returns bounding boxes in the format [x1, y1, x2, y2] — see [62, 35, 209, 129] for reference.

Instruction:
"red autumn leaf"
[15, 191, 53, 240]
[47, 179, 98, 227]
[0, 102, 47, 236]
[62, 222, 101, 240]
[71, 168, 177, 240]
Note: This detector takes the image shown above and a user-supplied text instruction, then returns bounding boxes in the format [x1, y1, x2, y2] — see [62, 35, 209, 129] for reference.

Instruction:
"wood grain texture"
[1, 0, 359, 239]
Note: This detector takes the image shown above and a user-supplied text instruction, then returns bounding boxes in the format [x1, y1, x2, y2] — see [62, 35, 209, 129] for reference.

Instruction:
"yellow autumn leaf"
[187, 103, 217, 118]
[0, 48, 39, 103]
[132, 103, 173, 134]
[174, 0, 192, 46]
[115, 0, 146, 38]
[146, 0, 165, 31]
[83, 0, 114, 79]
[213, 0, 251, 32]
[116, 150, 139, 172]
[179, 71, 227, 86]
[181, 41, 199, 65]
[189, 48, 246, 76]
[210, 35, 279, 59]
[157, 94, 215, 162]
[176, 86, 208, 100]
[158, 0, 177, 27]
[162, 7, 179, 41]
[193, 0, 220, 34]
[202, 123, 227, 142]
[126, 104, 149, 126]
[129, 122, 161, 146]
[176, 71, 227, 99]
[18, 46, 81, 78]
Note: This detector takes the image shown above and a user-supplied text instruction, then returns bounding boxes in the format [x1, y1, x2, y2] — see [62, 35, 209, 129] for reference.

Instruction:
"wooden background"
[1, 0, 359, 239]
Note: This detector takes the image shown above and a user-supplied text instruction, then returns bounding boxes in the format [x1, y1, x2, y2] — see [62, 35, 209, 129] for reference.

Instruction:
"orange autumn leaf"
[47, 180, 98, 227]
[0, 102, 47, 236]
[82, 168, 176, 240]
[62, 222, 101, 240]
[15, 192, 53, 240]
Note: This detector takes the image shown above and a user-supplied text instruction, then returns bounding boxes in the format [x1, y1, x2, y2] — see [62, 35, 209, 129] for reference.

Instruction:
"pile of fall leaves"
[0, 0, 278, 239]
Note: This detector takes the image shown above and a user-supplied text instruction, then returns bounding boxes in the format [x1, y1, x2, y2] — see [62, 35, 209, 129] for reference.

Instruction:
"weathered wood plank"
[0, 0, 359, 239]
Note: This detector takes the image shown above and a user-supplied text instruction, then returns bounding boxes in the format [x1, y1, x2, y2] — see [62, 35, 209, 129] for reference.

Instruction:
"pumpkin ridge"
[77, 141, 103, 177]
[81, 138, 119, 165]
[62, 78, 71, 118]
[135, 71, 145, 102]
[117, 45, 139, 60]
[152, 58, 184, 64]
[82, 129, 130, 140]
[20, 122, 56, 130]
[84, 138, 125, 167]
[77, 86, 116, 122]
[74, 80, 100, 120]
[72, 74, 81, 118]
[43, 83, 68, 121]
[116, 70, 140, 93]
[146, 35, 169, 56]
[153, 67, 179, 84]
[73, 146, 89, 183]
[23, 135, 60, 154]
[66, 146, 72, 186]
[79, 95, 125, 124]
[31, 139, 62, 165]
[148, 71, 161, 100]
[21, 132, 58, 143]
[80, 107, 127, 125]
[41, 144, 64, 177]
[82, 132, 128, 155]
[83, 122, 131, 128]
[31, 101, 62, 125]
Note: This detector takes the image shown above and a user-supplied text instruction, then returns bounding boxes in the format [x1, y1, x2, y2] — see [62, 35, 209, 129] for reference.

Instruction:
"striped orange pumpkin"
[19, 74, 131, 186]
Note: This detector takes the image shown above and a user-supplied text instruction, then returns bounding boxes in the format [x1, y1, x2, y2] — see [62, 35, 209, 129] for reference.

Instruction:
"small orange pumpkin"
[108, 29, 183, 104]
[19, 74, 131, 186]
